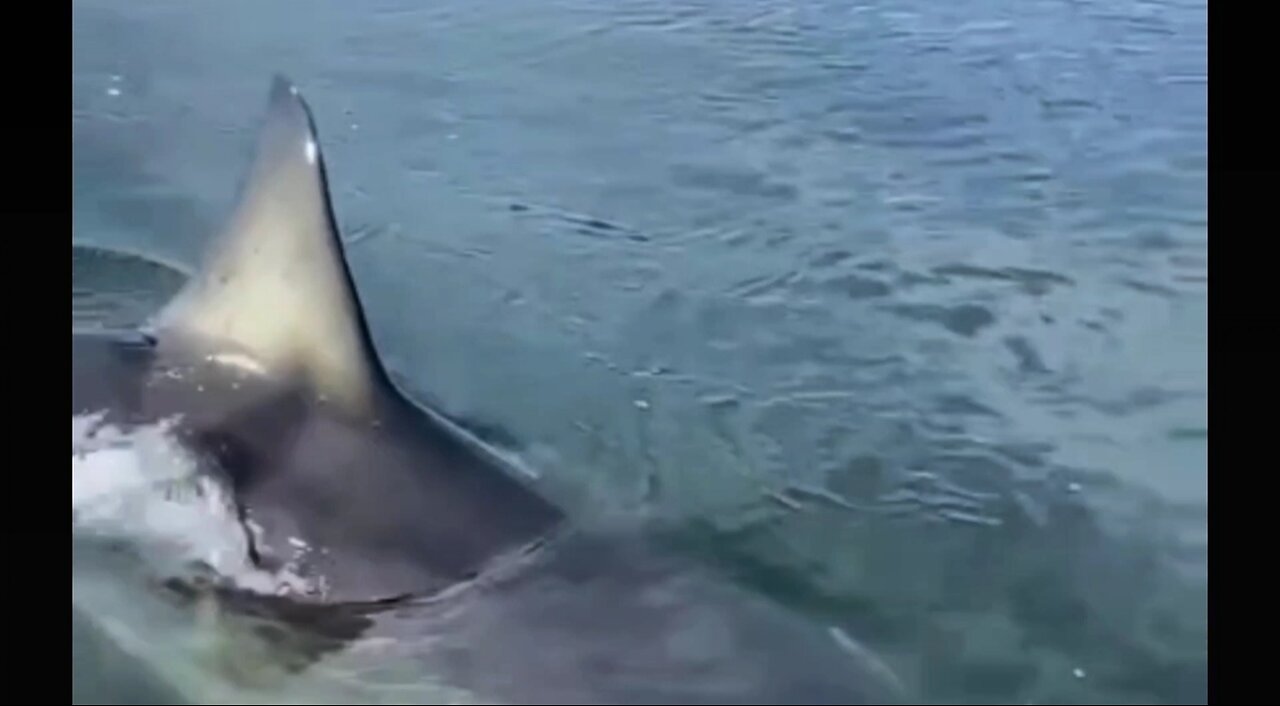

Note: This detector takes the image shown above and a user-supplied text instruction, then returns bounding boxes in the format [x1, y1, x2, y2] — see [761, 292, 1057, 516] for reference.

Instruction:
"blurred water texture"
[72, 0, 1207, 703]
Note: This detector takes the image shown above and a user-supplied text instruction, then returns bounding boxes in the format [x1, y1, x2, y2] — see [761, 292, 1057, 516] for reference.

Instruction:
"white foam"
[72, 413, 306, 596]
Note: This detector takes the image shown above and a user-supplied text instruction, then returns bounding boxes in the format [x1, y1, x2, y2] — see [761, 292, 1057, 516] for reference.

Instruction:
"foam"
[72, 412, 305, 596]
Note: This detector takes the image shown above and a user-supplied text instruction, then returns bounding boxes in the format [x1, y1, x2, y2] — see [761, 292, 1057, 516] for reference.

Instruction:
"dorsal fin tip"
[265, 74, 316, 144]
[152, 76, 392, 416]
[271, 73, 300, 99]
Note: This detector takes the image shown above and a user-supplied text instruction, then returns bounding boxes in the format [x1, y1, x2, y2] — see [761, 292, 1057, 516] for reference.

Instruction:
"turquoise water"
[73, 0, 1207, 703]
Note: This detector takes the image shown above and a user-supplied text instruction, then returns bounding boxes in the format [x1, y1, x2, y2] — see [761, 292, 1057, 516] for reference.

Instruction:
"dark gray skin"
[352, 530, 907, 705]
[72, 328, 563, 603]
[71, 76, 906, 704]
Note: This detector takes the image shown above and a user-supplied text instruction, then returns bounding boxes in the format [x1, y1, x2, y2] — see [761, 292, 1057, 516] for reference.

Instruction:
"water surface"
[72, 0, 1207, 703]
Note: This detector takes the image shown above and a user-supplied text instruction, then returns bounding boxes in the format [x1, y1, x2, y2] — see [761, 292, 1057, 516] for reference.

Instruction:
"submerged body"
[71, 76, 904, 703]
[355, 530, 904, 705]
[73, 605, 190, 705]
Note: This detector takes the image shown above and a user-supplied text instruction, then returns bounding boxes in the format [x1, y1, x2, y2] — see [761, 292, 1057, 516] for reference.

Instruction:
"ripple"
[933, 264, 1074, 295]
[824, 273, 893, 300]
[886, 302, 998, 338]
[668, 163, 800, 202]
[72, 245, 187, 329]
[1003, 336, 1051, 375]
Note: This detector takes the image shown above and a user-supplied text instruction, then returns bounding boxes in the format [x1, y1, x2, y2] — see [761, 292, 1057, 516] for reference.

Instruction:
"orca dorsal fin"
[153, 75, 391, 415]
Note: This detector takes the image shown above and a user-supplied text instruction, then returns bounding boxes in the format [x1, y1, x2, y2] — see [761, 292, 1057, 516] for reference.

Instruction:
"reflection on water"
[73, 0, 1206, 702]
[72, 245, 187, 329]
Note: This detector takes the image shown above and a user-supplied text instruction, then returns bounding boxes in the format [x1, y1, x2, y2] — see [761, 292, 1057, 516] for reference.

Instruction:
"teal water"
[72, 0, 1207, 703]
